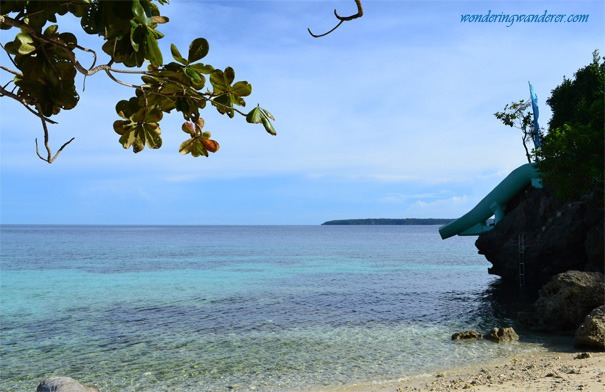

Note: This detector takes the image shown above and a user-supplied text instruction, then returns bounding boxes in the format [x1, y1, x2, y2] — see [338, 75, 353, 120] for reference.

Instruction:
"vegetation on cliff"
[537, 51, 604, 201]
[494, 51, 604, 203]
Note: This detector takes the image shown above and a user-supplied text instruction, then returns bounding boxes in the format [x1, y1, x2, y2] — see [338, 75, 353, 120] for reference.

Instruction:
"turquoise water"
[1, 225, 555, 391]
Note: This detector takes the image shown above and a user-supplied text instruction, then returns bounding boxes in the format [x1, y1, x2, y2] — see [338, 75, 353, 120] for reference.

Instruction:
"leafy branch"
[0, 0, 276, 163]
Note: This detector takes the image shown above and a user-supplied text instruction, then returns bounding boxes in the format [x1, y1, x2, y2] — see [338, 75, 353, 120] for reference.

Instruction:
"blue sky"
[1, 0, 603, 224]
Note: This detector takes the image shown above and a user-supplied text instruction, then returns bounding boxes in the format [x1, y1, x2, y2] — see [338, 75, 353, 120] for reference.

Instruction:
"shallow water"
[1, 225, 561, 391]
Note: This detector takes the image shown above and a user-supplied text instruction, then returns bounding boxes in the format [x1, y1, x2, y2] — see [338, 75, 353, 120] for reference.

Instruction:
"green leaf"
[213, 94, 233, 117]
[261, 116, 276, 136]
[131, 107, 147, 122]
[159, 82, 183, 94]
[246, 106, 277, 135]
[130, 24, 141, 52]
[143, 123, 162, 149]
[261, 108, 275, 121]
[132, 0, 149, 25]
[179, 138, 208, 157]
[246, 107, 262, 124]
[59, 32, 77, 49]
[15, 31, 35, 54]
[146, 28, 163, 66]
[4, 40, 20, 55]
[115, 100, 132, 119]
[224, 67, 235, 85]
[210, 70, 228, 92]
[188, 38, 209, 63]
[43, 24, 59, 36]
[232, 81, 252, 97]
[189, 63, 214, 74]
[185, 67, 203, 84]
[141, 75, 158, 85]
[179, 138, 193, 155]
[146, 107, 163, 123]
[170, 43, 187, 65]
[113, 120, 128, 135]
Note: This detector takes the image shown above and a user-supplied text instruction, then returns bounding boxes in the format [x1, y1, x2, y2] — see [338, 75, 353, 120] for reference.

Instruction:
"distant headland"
[321, 218, 454, 225]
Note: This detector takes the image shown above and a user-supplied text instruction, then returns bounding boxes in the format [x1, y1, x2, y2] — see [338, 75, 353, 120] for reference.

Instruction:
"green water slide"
[439, 163, 542, 240]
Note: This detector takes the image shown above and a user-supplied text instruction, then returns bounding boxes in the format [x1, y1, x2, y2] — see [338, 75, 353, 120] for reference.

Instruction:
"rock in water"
[483, 327, 519, 342]
[451, 330, 483, 340]
[36, 377, 99, 392]
[575, 305, 605, 349]
[534, 271, 605, 331]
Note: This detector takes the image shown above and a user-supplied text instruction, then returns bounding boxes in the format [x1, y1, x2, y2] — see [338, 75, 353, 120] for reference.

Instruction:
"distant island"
[321, 218, 454, 225]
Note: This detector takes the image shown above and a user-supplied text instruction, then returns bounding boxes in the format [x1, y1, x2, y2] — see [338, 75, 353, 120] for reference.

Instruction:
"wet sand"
[323, 350, 605, 391]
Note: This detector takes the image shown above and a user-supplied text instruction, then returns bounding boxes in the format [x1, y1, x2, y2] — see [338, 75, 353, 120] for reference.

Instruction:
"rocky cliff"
[475, 186, 604, 293]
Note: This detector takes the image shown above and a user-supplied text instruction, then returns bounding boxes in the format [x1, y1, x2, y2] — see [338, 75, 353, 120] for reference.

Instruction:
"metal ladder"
[518, 233, 526, 289]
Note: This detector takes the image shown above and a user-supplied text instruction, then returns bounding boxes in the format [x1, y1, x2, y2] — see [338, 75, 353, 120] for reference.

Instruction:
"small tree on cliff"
[494, 99, 539, 163]
[537, 51, 604, 200]
[0, 0, 277, 163]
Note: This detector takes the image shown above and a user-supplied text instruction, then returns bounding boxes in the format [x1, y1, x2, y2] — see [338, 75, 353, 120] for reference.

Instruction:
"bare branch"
[30, 102, 75, 164]
[308, 0, 363, 38]
[0, 65, 23, 77]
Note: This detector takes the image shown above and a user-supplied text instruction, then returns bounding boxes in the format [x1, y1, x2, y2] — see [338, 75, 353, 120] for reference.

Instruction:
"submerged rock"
[451, 330, 483, 340]
[483, 327, 519, 342]
[36, 377, 99, 392]
[575, 305, 605, 350]
[534, 271, 605, 332]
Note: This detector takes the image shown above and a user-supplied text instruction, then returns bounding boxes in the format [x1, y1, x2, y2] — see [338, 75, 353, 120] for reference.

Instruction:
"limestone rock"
[451, 330, 483, 340]
[575, 305, 605, 349]
[36, 377, 99, 392]
[535, 271, 605, 331]
[475, 188, 604, 292]
[483, 327, 519, 342]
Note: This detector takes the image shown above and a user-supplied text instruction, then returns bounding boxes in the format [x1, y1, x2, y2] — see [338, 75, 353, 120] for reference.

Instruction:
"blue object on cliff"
[529, 81, 541, 148]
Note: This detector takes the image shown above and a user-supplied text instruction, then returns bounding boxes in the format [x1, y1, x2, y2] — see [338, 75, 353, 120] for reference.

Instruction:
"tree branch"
[0, 15, 144, 78]
[308, 0, 364, 38]
[0, 64, 22, 77]
[0, 85, 58, 124]
[33, 103, 75, 164]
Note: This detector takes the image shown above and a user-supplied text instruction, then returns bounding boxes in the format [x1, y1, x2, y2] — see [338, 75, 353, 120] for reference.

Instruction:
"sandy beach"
[324, 350, 605, 392]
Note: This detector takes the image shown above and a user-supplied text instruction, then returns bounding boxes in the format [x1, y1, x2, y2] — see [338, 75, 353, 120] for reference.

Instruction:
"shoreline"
[319, 349, 605, 392]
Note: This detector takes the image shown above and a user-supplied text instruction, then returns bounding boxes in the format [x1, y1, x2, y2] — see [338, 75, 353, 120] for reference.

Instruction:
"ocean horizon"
[1, 225, 565, 391]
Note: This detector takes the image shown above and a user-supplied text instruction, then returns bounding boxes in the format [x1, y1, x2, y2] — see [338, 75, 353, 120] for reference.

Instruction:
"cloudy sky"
[1, 0, 603, 224]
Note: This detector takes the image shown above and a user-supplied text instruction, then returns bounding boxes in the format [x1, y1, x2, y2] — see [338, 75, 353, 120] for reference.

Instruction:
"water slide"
[439, 163, 542, 239]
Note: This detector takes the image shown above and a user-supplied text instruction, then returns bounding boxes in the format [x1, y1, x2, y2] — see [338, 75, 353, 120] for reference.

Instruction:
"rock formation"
[475, 187, 604, 292]
[483, 327, 519, 343]
[474, 185, 604, 342]
[534, 271, 605, 332]
[575, 305, 605, 349]
[451, 327, 520, 343]
[451, 330, 483, 340]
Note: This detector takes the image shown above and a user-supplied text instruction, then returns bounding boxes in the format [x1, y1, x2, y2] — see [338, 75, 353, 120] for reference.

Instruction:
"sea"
[0, 225, 566, 391]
